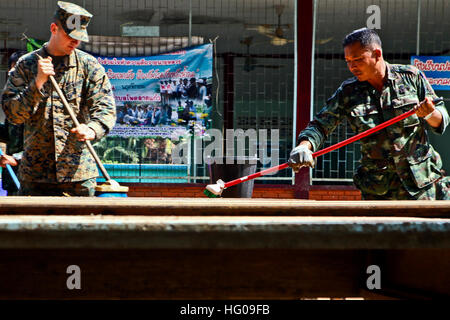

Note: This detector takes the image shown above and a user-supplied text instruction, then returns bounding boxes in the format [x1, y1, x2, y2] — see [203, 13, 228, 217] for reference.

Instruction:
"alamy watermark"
[66, 265, 81, 290]
[366, 265, 381, 290]
[172, 128, 280, 173]
[66, 14, 82, 31]
[366, 5, 381, 29]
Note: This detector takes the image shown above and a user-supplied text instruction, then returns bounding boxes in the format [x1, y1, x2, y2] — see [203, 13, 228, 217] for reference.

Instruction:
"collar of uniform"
[36, 45, 49, 60]
[354, 62, 396, 96]
[41, 43, 76, 69]
[385, 61, 396, 81]
[67, 50, 76, 68]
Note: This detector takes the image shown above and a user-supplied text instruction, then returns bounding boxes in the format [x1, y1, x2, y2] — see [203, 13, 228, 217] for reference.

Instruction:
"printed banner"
[411, 56, 450, 91]
[94, 44, 213, 165]
[97, 43, 213, 138]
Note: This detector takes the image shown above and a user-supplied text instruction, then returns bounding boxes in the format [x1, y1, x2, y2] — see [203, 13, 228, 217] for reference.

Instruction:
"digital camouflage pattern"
[54, 1, 92, 42]
[298, 62, 449, 200]
[0, 120, 23, 194]
[1, 45, 116, 185]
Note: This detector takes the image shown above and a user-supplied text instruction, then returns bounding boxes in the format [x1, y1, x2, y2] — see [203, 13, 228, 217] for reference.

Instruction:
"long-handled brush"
[204, 97, 444, 197]
[37, 54, 128, 197]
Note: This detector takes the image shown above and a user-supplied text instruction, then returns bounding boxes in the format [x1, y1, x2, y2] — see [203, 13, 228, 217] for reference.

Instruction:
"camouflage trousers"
[19, 178, 97, 197]
[360, 173, 450, 200]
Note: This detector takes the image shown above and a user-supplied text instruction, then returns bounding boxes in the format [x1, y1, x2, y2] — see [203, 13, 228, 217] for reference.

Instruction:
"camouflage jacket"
[1, 45, 116, 183]
[298, 62, 449, 196]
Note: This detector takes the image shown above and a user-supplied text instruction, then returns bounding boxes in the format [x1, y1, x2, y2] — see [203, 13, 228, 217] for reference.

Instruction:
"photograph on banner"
[94, 43, 213, 164]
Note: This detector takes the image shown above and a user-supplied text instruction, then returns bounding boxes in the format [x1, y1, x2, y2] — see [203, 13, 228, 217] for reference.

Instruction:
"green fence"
[96, 164, 189, 184]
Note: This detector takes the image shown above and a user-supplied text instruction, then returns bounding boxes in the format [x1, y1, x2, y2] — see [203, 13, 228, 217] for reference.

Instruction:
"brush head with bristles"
[204, 179, 225, 197]
[95, 179, 129, 193]
[203, 189, 220, 198]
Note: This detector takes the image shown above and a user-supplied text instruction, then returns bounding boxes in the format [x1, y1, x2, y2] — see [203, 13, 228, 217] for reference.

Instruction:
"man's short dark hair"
[52, 17, 63, 28]
[342, 28, 382, 49]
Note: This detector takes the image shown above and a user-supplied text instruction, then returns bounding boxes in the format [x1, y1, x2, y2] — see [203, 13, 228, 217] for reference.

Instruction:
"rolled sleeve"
[429, 104, 449, 135]
[298, 126, 325, 153]
[416, 71, 449, 135]
[87, 122, 104, 140]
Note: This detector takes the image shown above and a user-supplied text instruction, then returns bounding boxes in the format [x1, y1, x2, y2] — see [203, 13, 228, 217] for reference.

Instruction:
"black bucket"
[208, 156, 258, 198]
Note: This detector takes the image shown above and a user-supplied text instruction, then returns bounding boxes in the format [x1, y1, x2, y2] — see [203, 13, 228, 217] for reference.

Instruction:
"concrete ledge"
[0, 197, 449, 217]
[0, 215, 449, 249]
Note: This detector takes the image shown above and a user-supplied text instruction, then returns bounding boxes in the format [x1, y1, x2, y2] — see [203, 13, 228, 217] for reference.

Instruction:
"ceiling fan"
[245, 5, 293, 46]
[240, 37, 284, 72]
[245, 5, 334, 46]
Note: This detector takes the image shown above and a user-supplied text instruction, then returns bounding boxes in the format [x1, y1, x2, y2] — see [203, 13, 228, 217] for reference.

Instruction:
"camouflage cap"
[54, 1, 93, 42]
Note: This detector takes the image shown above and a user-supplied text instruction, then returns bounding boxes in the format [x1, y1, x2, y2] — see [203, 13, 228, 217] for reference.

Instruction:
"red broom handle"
[223, 163, 290, 188]
[224, 108, 417, 188]
[312, 108, 416, 157]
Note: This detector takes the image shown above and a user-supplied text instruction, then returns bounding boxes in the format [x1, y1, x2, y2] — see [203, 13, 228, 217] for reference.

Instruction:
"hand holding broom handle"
[205, 97, 444, 196]
[0, 148, 21, 191]
[36, 54, 113, 185]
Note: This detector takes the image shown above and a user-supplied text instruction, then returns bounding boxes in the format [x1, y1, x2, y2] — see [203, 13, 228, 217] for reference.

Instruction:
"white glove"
[288, 144, 314, 173]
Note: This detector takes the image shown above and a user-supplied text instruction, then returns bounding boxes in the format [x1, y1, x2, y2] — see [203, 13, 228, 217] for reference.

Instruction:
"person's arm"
[0, 153, 19, 167]
[297, 87, 346, 152]
[79, 58, 117, 142]
[289, 87, 345, 171]
[1, 56, 52, 125]
[415, 96, 444, 128]
[0, 123, 22, 168]
[416, 70, 449, 134]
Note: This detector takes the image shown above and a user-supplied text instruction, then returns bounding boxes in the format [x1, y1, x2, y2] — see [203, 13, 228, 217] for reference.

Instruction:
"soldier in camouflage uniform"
[289, 28, 449, 200]
[1, 2, 116, 196]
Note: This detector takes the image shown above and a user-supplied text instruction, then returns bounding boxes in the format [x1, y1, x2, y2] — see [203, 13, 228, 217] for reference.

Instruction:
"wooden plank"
[0, 249, 365, 299]
[0, 216, 448, 249]
[0, 197, 449, 217]
[1, 248, 447, 299]
[381, 249, 450, 298]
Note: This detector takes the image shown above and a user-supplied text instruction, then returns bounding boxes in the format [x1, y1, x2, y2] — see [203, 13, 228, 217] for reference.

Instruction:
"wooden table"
[0, 198, 448, 299]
